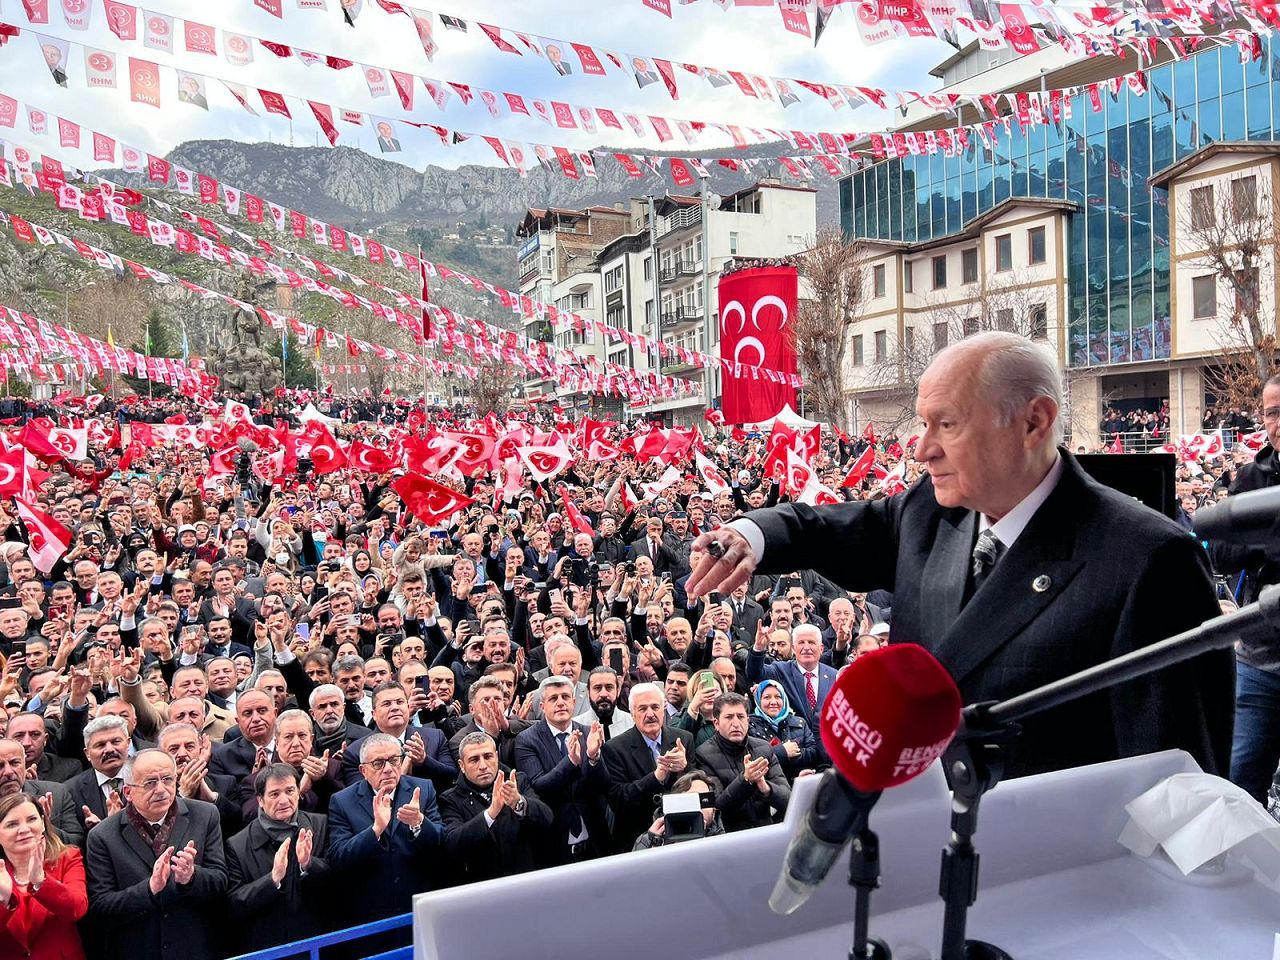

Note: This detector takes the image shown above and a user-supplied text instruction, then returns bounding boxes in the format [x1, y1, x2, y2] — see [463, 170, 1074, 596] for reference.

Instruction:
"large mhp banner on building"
[718, 266, 797, 424]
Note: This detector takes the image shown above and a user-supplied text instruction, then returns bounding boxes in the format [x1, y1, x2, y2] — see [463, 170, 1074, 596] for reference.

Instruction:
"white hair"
[628, 682, 663, 711]
[939, 331, 1063, 446]
[792, 623, 822, 644]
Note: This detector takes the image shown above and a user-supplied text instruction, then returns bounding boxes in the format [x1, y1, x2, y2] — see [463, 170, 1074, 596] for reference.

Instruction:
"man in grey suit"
[85, 749, 228, 960]
[689, 332, 1232, 780]
[0, 737, 82, 847]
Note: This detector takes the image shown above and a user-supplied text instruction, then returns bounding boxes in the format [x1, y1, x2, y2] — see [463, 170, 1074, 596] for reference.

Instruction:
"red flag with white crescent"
[840, 446, 876, 488]
[15, 497, 72, 573]
[0, 447, 24, 495]
[349, 441, 398, 473]
[517, 444, 573, 482]
[391, 473, 475, 525]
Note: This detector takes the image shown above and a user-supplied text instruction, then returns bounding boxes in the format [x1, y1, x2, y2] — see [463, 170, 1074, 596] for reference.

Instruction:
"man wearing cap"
[664, 510, 696, 579]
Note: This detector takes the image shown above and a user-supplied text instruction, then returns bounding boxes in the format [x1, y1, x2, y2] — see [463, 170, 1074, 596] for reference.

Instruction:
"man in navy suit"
[339, 681, 457, 793]
[328, 732, 444, 923]
[745, 623, 836, 733]
[514, 675, 609, 866]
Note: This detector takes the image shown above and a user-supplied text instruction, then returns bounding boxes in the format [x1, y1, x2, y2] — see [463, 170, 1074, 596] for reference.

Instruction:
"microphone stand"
[936, 584, 1280, 960]
[849, 826, 892, 960]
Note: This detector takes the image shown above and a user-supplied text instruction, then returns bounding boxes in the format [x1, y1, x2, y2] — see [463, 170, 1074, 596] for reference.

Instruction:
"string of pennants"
[0, 106, 806, 389]
[0, 200, 717, 404]
[0, 301, 214, 390]
[13, 0, 1271, 144]
[222, 0, 1280, 106]
[321, 362, 420, 376]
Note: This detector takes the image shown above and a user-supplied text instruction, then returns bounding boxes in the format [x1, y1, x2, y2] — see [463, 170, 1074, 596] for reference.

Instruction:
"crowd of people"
[0, 379, 1261, 960]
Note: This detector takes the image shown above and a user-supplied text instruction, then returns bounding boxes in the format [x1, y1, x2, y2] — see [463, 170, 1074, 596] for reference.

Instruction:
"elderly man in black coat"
[689, 332, 1233, 780]
[226, 763, 331, 954]
[84, 749, 228, 960]
[438, 731, 553, 882]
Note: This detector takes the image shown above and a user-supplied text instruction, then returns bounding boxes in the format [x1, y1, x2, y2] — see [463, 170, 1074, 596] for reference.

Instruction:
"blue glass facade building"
[840, 41, 1280, 370]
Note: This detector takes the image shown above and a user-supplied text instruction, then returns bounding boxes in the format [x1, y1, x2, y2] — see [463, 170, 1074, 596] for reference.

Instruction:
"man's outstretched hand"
[687, 528, 757, 598]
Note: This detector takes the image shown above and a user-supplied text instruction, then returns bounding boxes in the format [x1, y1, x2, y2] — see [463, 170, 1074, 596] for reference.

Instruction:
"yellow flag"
[106, 323, 115, 348]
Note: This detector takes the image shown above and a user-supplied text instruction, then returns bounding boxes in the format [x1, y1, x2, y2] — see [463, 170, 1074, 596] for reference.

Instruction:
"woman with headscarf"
[748, 679, 821, 781]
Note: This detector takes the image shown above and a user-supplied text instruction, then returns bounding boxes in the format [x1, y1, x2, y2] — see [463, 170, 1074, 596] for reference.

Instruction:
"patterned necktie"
[805, 672, 817, 712]
[971, 529, 1002, 594]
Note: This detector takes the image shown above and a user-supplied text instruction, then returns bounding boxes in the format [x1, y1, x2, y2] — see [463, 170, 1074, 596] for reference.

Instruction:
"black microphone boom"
[1193, 486, 1280, 545]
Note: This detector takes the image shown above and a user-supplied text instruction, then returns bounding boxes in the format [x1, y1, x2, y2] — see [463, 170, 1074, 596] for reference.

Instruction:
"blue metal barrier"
[225, 912, 413, 960]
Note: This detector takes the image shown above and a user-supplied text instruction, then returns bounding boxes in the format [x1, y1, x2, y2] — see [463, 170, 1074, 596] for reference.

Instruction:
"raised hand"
[170, 840, 198, 886]
[106, 788, 124, 818]
[486, 770, 505, 821]
[295, 828, 314, 872]
[148, 846, 174, 894]
[586, 722, 604, 763]
[270, 837, 292, 886]
[565, 729, 583, 766]
[81, 806, 102, 831]
[686, 528, 757, 598]
[500, 770, 522, 809]
[372, 787, 394, 837]
[395, 787, 425, 830]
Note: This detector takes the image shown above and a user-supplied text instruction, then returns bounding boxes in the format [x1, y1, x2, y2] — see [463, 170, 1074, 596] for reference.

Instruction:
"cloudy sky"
[0, 0, 952, 172]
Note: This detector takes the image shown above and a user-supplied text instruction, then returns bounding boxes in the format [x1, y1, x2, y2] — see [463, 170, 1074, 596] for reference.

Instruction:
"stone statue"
[210, 275, 284, 395]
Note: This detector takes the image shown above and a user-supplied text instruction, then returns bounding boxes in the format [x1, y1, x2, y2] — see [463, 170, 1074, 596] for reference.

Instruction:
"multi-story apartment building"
[839, 37, 1280, 445]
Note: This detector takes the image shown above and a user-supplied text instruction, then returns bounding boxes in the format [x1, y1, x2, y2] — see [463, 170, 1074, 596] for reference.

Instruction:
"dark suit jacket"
[626, 537, 678, 576]
[727, 597, 765, 650]
[601, 725, 694, 852]
[22, 778, 83, 848]
[744, 653, 838, 733]
[34, 750, 82, 784]
[327, 775, 444, 922]
[226, 811, 331, 953]
[338, 725, 457, 793]
[747, 451, 1233, 778]
[66, 767, 116, 837]
[438, 768, 553, 882]
[513, 720, 609, 865]
[209, 735, 266, 786]
[447, 717, 530, 768]
[84, 798, 228, 960]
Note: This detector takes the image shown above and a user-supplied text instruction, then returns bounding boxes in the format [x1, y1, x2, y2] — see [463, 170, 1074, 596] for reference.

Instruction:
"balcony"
[659, 258, 699, 284]
[661, 359, 700, 377]
[659, 205, 702, 238]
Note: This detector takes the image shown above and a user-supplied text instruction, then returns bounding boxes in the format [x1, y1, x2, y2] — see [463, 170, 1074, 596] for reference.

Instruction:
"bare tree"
[1181, 180, 1275, 410]
[856, 271, 1055, 432]
[794, 229, 867, 432]
[467, 357, 519, 415]
[66, 278, 150, 347]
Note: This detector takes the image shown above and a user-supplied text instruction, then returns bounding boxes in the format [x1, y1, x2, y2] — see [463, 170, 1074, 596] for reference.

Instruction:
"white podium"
[413, 751, 1280, 959]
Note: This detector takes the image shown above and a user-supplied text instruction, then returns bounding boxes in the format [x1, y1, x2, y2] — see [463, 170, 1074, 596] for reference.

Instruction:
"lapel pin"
[1032, 575, 1052, 593]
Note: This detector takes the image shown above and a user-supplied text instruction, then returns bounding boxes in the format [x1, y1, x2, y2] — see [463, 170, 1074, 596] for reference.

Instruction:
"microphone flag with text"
[769, 644, 962, 915]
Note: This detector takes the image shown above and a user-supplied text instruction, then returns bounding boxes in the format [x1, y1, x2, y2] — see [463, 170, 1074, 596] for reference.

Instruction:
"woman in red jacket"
[0, 792, 88, 960]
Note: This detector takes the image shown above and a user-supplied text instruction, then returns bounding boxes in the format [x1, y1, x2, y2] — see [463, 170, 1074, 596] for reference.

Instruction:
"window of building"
[728, 232, 739, 255]
[1232, 176, 1258, 221]
[904, 327, 915, 355]
[1190, 185, 1215, 230]
[962, 248, 978, 284]
[995, 234, 1012, 272]
[604, 266, 623, 293]
[1235, 267, 1260, 316]
[995, 308, 1014, 332]
[643, 257, 652, 281]
[933, 321, 949, 351]
[1028, 226, 1046, 265]
[903, 261, 914, 294]
[873, 264, 886, 297]
[932, 255, 947, 290]
[963, 316, 979, 336]
[851, 334, 864, 366]
[874, 330, 888, 362]
[1029, 304, 1047, 339]
[1192, 275, 1216, 318]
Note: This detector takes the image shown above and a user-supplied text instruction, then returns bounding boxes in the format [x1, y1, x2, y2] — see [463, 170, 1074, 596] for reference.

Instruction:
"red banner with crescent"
[717, 266, 797, 424]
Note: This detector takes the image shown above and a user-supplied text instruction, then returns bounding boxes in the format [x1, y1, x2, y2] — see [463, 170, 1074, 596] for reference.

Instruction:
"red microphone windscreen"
[819, 644, 962, 792]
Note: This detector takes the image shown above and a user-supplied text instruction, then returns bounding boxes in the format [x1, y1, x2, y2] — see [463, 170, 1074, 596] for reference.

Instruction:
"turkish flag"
[762, 421, 798, 479]
[841, 446, 876, 487]
[14, 498, 71, 573]
[440, 432, 495, 477]
[301, 423, 347, 474]
[403, 433, 464, 474]
[208, 446, 238, 475]
[517, 444, 573, 482]
[0, 447, 24, 495]
[694, 451, 729, 495]
[559, 488, 594, 535]
[16, 423, 62, 461]
[392, 473, 475, 525]
[718, 266, 798, 424]
[783, 449, 813, 496]
[349, 441, 398, 474]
